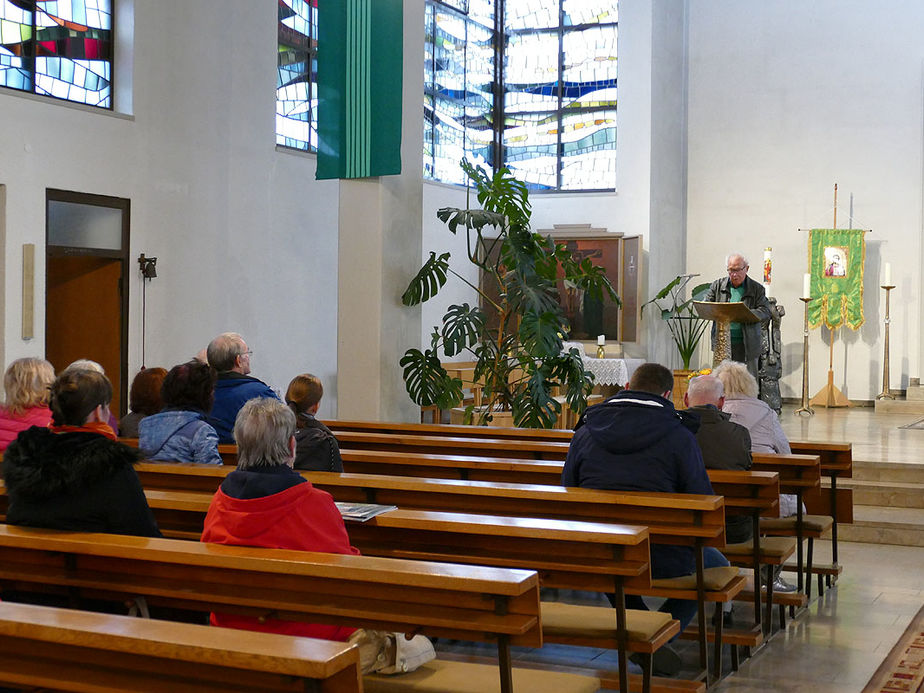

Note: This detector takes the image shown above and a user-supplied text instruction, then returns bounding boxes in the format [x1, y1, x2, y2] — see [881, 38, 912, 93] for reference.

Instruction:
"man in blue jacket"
[562, 362, 729, 675]
[207, 332, 279, 443]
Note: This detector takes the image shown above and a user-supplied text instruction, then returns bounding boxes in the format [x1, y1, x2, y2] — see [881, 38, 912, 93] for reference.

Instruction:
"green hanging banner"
[807, 228, 866, 330]
[316, 0, 403, 180]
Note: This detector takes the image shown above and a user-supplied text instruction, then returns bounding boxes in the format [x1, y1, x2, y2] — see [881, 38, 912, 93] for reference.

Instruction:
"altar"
[562, 342, 645, 388]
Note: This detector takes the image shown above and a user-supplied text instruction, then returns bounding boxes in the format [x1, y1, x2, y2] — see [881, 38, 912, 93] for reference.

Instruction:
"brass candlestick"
[877, 285, 896, 399]
[795, 297, 815, 416]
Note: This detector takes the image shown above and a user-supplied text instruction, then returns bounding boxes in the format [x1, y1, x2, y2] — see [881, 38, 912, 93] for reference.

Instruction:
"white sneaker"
[772, 575, 798, 593]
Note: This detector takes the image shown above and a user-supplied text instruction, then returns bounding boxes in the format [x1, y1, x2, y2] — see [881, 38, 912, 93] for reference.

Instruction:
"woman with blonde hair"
[712, 360, 791, 457]
[0, 358, 56, 451]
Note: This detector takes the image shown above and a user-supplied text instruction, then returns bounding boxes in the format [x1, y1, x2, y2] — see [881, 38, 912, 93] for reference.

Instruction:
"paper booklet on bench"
[335, 502, 398, 522]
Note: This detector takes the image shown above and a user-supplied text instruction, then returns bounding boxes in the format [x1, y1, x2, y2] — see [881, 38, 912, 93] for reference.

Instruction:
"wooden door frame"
[45, 189, 130, 415]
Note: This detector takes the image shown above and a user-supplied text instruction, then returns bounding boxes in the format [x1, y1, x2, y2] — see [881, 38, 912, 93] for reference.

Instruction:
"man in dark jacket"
[562, 362, 729, 675]
[207, 332, 280, 443]
[684, 374, 752, 544]
[704, 252, 772, 377]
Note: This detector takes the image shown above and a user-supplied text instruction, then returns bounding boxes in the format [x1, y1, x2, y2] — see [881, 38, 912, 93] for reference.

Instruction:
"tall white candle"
[803, 273, 811, 299]
[763, 248, 772, 286]
[884, 262, 892, 286]
[597, 334, 606, 346]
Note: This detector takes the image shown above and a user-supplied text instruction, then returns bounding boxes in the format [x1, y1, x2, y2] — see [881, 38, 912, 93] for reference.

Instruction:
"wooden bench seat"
[0, 600, 363, 693]
[0, 525, 544, 693]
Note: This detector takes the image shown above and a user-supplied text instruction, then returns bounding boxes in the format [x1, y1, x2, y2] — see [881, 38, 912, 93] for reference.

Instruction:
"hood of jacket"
[139, 409, 207, 453]
[579, 390, 699, 455]
[211, 466, 308, 541]
[2, 427, 140, 501]
[215, 373, 265, 392]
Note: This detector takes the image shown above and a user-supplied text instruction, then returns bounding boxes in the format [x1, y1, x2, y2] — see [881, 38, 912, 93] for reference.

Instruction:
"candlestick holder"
[795, 297, 815, 416]
[877, 285, 896, 399]
[596, 344, 606, 359]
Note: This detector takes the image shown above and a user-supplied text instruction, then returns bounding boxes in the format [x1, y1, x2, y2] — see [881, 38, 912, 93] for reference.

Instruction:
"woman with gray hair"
[201, 397, 359, 640]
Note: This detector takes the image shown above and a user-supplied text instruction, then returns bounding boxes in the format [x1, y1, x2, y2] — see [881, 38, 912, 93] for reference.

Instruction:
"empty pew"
[0, 525, 563, 693]
[333, 431, 570, 460]
[0, 600, 363, 693]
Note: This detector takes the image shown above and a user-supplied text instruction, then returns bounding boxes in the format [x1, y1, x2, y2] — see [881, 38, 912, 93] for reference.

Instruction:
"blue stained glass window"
[424, 0, 617, 191]
[277, 0, 317, 152]
[0, 0, 112, 107]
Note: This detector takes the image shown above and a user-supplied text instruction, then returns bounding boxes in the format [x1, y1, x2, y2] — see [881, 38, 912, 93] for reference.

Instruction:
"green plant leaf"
[401, 251, 450, 306]
[441, 303, 485, 357]
[518, 311, 565, 359]
[511, 370, 560, 428]
[399, 348, 464, 409]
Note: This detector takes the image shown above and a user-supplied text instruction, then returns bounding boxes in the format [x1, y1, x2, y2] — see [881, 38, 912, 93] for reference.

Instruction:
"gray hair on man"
[725, 252, 748, 268]
[234, 397, 296, 469]
[64, 359, 106, 375]
[207, 332, 246, 372]
[685, 374, 725, 407]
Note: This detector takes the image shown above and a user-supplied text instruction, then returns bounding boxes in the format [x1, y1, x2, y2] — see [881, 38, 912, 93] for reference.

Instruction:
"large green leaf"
[399, 348, 464, 409]
[504, 270, 559, 317]
[436, 207, 505, 235]
[402, 252, 450, 306]
[441, 303, 484, 357]
[518, 311, 565, 359]
[511, 370, 560, 428]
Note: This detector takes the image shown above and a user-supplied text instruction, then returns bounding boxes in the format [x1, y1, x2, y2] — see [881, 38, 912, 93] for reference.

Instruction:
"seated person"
[119, 367, 168, 438]
[0, 357, 55, 452]
[206, 332, 279, 443]
[562, 362, 729, 675]
[286, 373, 343, 471]
[201, 397, 358, 640]
[2, 369, 161, 537]
[64, 359, 121, 435]
[139, 360, 222, 465]
[684, 374, 753, 543]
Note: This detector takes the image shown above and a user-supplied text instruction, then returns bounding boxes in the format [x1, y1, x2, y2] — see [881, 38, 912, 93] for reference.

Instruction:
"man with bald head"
[704, 252, 772, 377]
[684, 374, 753, 544]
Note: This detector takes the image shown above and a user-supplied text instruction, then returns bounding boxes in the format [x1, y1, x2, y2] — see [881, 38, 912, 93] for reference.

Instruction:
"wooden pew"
[334, 431, 570, 460]
[0, 525, 550, 693]
[325, 419, 574, 441]
[750, 453, 828, 601]
[124, 474, 735, 684]
[0, 600, 363, 693]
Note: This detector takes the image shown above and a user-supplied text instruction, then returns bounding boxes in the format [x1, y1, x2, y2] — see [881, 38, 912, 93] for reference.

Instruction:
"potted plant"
[641, 274, 711, 407]
[399, 161, 620, 428]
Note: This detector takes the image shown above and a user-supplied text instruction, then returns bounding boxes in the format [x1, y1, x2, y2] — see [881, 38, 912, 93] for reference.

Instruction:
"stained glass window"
[277, 0, 317, 151]
[0, 0, 112, 107]
[424, 0, 617, 191]
[424, 0, 496, 184]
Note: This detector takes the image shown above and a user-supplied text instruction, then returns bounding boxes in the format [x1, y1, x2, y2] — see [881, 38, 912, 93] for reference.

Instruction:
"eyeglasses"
[240, 350, 253, 357]
[727, 266, 747, 275]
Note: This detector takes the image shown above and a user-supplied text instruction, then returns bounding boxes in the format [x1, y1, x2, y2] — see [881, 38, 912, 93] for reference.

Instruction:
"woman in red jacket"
[200, 396, 358, 641]
[0, 358, 55, 451]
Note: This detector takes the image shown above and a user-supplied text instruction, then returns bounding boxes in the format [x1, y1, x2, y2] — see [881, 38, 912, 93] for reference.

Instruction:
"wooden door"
[45, 254, 125, 416]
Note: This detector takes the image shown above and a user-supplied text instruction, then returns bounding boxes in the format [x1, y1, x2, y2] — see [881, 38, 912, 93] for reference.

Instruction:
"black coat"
[293, 415, 343, 472]
[687, 405, 753, 543]
[2, 427, 161, 537]
[562, 390, 714, 578]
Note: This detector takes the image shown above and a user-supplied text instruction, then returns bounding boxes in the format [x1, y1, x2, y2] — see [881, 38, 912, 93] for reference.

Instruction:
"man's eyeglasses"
[727, 266, 747, 275]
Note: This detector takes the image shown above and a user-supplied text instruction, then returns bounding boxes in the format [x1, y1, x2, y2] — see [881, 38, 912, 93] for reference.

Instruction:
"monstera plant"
[399, 161, 620, 428]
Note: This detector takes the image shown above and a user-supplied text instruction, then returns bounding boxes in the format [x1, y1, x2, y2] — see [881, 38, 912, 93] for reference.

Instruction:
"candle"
[884, 262, 892, 286]
[763, 248, 772, 285]
[597, 335, 605, 346]
[803, 273, 811, 299]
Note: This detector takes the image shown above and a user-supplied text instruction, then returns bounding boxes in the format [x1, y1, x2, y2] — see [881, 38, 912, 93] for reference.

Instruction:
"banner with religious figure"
[807, 228, 866, 329]
[316, 0, 403, 180]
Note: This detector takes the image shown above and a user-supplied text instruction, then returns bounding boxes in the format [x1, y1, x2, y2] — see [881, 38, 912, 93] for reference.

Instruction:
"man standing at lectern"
[704, 253, 772, 377]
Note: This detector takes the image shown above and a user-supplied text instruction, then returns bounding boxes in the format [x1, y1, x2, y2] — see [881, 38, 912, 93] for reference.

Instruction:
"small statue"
[758, 297, 785, 414]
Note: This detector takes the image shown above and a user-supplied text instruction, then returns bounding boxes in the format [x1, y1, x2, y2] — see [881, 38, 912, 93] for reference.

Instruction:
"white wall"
[0, 0, 342, 416]
[686, 0, 924, 400]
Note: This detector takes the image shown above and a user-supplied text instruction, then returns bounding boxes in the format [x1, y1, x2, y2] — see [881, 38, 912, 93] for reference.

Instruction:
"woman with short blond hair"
[0, 358, 56, 451]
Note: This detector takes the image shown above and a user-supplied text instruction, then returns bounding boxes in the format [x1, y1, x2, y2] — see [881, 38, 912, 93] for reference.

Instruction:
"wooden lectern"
[693, 301, 761, 367]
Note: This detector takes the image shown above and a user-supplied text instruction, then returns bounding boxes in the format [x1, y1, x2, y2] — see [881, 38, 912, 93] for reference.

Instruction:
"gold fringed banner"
[807, 228, 866, 330]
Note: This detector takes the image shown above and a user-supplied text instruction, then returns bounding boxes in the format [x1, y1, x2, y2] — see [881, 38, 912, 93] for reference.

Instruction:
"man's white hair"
[726, 252, 748, 268]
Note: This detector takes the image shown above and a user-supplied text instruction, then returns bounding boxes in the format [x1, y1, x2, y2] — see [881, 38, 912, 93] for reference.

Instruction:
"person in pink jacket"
[0, 358, 55, 451]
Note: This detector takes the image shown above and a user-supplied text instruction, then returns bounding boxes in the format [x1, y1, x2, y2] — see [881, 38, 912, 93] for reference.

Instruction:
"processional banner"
[316, 0, 403, 180]
[807, 228, 866, 330]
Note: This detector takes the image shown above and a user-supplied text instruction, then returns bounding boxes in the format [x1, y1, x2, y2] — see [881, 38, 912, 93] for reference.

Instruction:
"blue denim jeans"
[624, 547, 730, 638]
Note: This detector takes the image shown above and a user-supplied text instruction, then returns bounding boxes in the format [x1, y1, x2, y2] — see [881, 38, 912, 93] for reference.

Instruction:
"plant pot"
[450, 407, 515, 427]
[672, 369, 694, 410]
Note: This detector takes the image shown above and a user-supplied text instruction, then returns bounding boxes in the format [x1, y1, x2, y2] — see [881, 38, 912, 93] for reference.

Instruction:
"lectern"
[693, 301, 761, 367]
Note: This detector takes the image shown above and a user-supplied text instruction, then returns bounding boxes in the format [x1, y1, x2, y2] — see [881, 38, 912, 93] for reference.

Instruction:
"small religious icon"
[823, 246, 847, 277]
